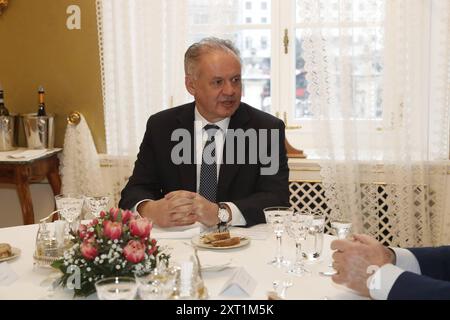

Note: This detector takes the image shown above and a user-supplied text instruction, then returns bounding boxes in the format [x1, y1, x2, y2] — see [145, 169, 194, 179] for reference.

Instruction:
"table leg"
[47, 157, 62, 196]
[15, 165, 35, 225]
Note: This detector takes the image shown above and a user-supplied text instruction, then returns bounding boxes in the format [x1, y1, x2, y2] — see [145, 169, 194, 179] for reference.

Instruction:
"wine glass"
[95, 276, 138, 300]
[84, 195, 110, 218]
[55, 193, 84, 235]
[263, 207, 293, 268]
[285, 210, 312, 276]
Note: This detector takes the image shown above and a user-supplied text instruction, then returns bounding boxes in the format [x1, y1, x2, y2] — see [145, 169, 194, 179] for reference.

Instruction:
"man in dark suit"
[330, 234, 450, 299]
[119, 37, 289, 228]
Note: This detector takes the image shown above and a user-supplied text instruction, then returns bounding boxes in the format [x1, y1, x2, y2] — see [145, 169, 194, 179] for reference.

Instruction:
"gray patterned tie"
[199, 124, 219, 202]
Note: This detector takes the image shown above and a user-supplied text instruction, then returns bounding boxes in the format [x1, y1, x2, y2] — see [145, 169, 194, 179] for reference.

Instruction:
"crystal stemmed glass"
[55, 193, 84, 235]
[320, 219, 353, 276]
[331, 220, 352, 240]
[84, 195, 110, 218]
[263, 207, 293, 268]
[285, 211, 313, 276]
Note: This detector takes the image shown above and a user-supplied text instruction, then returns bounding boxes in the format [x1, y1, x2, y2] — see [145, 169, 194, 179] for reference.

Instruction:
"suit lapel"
[218, 104, 250, 200]
[176, 103, 196, 192]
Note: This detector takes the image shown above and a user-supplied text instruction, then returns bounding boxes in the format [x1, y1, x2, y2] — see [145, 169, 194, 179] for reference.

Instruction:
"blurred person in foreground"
[331, 234, 450, 299]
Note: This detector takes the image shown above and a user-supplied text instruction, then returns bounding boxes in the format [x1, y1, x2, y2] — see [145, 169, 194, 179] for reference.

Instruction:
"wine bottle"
[0, 84, 10, 116]
[37, 85, 47, 116]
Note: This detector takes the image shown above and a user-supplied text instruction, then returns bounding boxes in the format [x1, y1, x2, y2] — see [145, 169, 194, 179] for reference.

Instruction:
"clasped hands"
[330, 234, 396, 297]
[138, 190, 220, 228]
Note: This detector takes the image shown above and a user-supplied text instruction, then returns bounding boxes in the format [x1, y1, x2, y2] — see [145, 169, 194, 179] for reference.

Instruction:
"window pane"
[241, 29, 272, 113]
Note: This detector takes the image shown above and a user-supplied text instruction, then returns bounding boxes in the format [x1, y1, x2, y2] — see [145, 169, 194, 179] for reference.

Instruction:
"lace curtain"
[96, 0, 239, 206]
[301, 0, 450, 246]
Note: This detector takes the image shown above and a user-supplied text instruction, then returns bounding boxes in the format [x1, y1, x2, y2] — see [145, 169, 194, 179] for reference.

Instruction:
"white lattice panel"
[289, 181, 441, 246]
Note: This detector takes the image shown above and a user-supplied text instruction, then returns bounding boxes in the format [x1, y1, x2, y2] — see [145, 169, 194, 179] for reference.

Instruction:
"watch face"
[218, 209, 229, 222]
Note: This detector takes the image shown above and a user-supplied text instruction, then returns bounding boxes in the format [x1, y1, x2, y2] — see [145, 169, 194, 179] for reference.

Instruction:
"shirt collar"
[194, 106, 230, 132]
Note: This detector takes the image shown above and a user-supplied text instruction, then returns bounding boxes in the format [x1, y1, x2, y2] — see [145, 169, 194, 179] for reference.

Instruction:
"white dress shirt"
[369, 247, 422, 300]
[134, 106, 247, 226]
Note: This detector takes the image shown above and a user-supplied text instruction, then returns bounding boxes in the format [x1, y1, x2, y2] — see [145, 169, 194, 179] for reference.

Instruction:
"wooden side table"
[0, 149, 62, 225]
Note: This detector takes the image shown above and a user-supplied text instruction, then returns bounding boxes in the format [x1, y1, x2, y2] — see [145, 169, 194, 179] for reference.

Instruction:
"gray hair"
[184, 37, 241, 77]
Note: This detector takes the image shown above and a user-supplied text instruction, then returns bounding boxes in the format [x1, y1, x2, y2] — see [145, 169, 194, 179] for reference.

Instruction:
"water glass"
[55, 193, 84, 233]
[84, 195, 110, 218]
[95, 277, 138, 300]
[302, 210, 325, 262]
[264, 207, 293, 268]
[285, 211, 312, 276]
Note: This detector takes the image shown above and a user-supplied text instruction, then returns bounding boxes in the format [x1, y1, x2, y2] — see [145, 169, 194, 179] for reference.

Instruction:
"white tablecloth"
[0, 223, 367, 300]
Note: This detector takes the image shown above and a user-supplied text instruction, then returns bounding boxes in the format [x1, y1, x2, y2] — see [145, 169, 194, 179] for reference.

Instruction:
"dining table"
[0, 222, 367, 300]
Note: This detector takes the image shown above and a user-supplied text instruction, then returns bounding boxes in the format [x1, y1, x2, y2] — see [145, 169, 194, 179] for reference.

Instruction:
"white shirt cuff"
[223, 202, 247, 226]
[391, 247, 422, 274]
[133, 199, 152, 217]
[369, 264, 405, 300]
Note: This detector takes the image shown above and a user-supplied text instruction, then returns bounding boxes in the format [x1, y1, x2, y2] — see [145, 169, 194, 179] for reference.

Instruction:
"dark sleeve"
[388, 271, 450, 300]
[118, 116, 163, 210]
[408, 246, 450, 281]
[233, 120, 290, 227]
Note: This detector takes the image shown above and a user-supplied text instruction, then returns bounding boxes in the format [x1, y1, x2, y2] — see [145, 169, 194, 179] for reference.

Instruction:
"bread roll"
[0, 243, 12, 258]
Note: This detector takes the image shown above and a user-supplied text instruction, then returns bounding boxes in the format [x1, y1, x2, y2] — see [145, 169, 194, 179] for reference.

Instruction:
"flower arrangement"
[51, 208, 169, 297]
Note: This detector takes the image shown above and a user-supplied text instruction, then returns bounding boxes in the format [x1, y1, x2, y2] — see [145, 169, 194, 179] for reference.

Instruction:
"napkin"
[153, 226, 202, 239]
[8, 149, 48, 159]
[198, 251, 234, 272]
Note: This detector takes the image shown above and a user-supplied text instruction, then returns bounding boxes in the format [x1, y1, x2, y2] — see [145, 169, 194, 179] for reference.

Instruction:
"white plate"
[191, 235, 250, 250]
[0, 247, 21, 262]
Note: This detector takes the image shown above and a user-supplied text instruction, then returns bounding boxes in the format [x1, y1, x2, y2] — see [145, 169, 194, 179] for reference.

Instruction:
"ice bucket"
[0, 114, 19, 151]
[22, 113, 55, 149]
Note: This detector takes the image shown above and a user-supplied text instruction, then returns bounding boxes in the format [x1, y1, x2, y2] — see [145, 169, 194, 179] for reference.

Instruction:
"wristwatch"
[217, 203, 230, 225]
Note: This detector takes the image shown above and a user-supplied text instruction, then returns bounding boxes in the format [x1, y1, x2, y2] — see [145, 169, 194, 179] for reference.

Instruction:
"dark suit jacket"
[388, 246, 450, 299]
[119, 102, 289, 227]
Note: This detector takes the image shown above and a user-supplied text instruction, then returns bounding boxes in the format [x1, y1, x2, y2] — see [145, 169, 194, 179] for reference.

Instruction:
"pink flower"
[80, 239, 98, 261]
[121, 210, 134, 224]
[91, 218, 99, 226]
[109, 208, 120, 221]
[103, 220, 122, 240]
[123, 240, 146, 263]
[130, 218, 152, 239]
[78, 224, 94, 240]
[99, 211, 106, 218]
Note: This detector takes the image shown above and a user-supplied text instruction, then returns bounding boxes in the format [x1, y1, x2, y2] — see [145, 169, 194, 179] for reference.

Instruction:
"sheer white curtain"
[96, 0, 239, 205]
[302, 0, 450, 246]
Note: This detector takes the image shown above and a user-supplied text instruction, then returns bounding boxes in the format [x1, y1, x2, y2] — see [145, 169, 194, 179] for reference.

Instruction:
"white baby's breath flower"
[99, 260, 104, 264]
[95, 257, 99, 262]
[88, 227, 94, 232]
[87, 267, 91, 272]
[112, 244, 117, 249]
[108, 240, 112, 245]
[114, 239, 118, 244]
[88, 277, 92, 282]
[64, 261, 69, 266]
[115, 265, 121, 270]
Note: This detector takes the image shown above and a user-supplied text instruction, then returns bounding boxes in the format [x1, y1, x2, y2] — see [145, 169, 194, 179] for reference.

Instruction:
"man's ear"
[185, 75, 196, 96]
